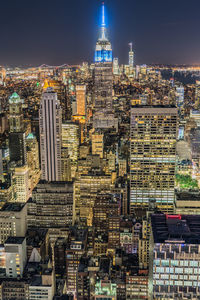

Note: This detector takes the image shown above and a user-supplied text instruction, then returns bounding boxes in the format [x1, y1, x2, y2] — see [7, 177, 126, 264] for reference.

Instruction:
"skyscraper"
[113, 58, 119, 75]
[130, 106, 178, 215]
[9, 93, 27, 166]
[9, 92, 23, 133]
[76, 85, 86, 116]
[62, 122, 79, 178]
[39, 87, 62, 181]
[176, 85, 184, 108]
[195, 80, 200, 109]
[128, 42, 134, 68]
[93, 2, 117, 130]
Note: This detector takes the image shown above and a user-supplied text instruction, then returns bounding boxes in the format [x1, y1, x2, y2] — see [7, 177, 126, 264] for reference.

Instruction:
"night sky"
[1, 0, 200, 66]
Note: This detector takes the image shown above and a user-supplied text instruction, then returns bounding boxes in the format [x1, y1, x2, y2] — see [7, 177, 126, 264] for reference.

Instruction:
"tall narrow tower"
[9, 92, 27, 166]
[39, 87, 62, 181]
[93, 2, 117, 129]
[129, 42, 134, 68]
[9, 92, 23, 133]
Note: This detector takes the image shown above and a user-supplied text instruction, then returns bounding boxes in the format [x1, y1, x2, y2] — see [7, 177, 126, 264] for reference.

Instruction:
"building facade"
[39, 87, 62, 181]
[150, 214, 200, 299]
[130, 106, 178, 215]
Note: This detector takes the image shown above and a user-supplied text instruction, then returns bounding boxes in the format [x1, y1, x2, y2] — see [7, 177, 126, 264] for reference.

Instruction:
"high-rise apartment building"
[39, 87, 62, 181]
[130, 106, 178, 215]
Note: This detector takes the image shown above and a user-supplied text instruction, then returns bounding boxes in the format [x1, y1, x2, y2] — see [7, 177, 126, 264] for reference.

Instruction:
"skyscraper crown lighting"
[95, 2, 112, 63]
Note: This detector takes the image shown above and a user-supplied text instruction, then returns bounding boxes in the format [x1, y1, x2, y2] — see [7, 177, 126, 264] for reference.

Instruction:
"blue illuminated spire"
[95, 2, 112, 63]
[100, 2, 107, 40]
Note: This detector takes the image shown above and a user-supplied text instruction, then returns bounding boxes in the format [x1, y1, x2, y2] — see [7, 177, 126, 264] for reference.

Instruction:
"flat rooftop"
[151, 214, 200, 244]
[176, 192, 200, 202]
[5, 237, 25, 244]
[1, 202, 25, 212]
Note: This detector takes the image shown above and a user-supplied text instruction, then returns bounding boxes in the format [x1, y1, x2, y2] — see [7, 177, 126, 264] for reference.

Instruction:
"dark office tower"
[9, 132, 27, 165]
[8, 93, 27, 166]
[39, 87, 62, 181]
[130, 106, 178, 215]
[93, 3, 117, 130]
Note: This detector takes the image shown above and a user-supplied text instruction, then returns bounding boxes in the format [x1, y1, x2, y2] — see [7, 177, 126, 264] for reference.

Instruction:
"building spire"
[100, 2, 107, 40]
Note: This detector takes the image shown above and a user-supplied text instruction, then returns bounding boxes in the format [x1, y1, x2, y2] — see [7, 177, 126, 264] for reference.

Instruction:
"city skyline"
[1, 0, 200, 66]
[1, 0, 200, 298]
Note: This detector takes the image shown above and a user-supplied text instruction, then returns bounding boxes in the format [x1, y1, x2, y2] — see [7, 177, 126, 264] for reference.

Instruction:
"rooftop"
[5, 236, 25, 244]
[1, 202, 25, 212]
[9, 92, 21, 104]
[151, 214, 200, 244]
[176, 192, 200, 202]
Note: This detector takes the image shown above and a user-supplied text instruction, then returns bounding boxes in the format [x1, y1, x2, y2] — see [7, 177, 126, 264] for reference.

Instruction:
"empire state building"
[93, 2, 117, 130]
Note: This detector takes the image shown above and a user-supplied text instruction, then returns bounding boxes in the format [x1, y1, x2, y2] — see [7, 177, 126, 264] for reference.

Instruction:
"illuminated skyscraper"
[76, 85, 86, 116]
[128, 42, 134, 68]
[62, 122, 79, 178]
[13, 165, 29, 202]
[93, 2, 117, 129]
[39, 88, 62, 181]
[130, 106, 178, 215]
[113, 58, 119, 75]
[176, 85, 184, 108]
[9, 92, 23, 133]
[195, 80, 200, 109]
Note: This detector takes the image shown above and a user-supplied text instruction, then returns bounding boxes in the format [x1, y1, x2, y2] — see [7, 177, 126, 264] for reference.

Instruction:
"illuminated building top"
[95, 2, 112, 63]
[9, 92, 21, 104]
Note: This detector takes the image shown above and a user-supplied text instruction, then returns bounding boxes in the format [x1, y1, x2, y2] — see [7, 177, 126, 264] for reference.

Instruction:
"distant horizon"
[0, 0, 200, 66]
[3, 63, 200, 69]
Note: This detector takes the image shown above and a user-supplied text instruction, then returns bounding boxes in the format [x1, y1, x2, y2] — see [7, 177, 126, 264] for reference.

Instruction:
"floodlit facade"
[75, 170, 114, 225]
[62, 122, 79, 177]
[39, 87, 62, 181]
[13, 165, 29, 202]
[76, 85, 86, 116]
[92, 131, 104, 158]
